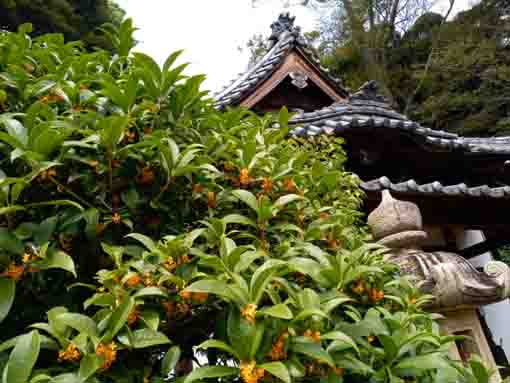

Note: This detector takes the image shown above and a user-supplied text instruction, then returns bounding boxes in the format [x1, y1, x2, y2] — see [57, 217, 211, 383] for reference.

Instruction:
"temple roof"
[361, 176, 510, 199]
[214, 13, 348, 109]
[289, 81, 510, 155]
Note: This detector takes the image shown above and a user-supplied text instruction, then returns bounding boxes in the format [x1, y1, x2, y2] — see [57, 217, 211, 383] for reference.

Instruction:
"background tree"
[0, 0, 125, 50]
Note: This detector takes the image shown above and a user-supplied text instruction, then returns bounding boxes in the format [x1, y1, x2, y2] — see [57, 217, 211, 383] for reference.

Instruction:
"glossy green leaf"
[3, 330, 40, 383]
[161, 346, 181, 376]
[103, 296, 135, 342]
[183, 366, 238, 383]
[117, 329, 170, 349]
[260, 303, 293, 320]
[0, 278, 15, 323]
[259, 362, 291, 383]
[56, 313, 98, 337]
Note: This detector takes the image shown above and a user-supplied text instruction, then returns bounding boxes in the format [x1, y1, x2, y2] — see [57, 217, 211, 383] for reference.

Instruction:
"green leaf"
[259, 362, 291, 383]
[198, 339, 240, 359]
[0, 116, 27, 147]
[0, 278, 15, 323]
[185, 279, 246, 305]
[3, 330, 40, 383]
[232, 190, 258, 213]
[78, 354, 102, 383]
[260, 304, 293, 320]
[103, 296, 135, 342]
[132, 287, 167, 299]
[183, 366, 238, 383]
[394, 353, 447, 376]
[0, 206, 25, 217]
[56, 313, 98, 338]
[125, 233, 156, 251]
[222, 214, 256, 227]
[0, 228, 24, 254]
[161, 346, 181, 376]
[34, 250, 76, 277]
[117, 329, 170, 349]
[291, 340, 334, 367]
[273, 194, 303, 210]
[140, 310, 160, 331]
[250, 259, 286, 304]
[323, 331, 359, 354]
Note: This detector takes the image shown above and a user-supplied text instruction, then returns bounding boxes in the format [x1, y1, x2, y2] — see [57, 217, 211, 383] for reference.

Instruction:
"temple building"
[215, 13, 510, 380]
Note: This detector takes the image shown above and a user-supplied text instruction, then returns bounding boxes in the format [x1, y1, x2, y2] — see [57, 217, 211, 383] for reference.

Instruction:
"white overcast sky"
[116, 0, 473, 93]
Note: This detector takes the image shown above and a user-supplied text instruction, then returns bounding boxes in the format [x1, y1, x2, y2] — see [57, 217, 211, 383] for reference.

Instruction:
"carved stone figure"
[368, 190, 510, 310]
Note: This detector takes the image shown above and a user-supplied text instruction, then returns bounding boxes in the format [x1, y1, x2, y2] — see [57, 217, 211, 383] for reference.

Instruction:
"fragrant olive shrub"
[0, 20, 493, 383]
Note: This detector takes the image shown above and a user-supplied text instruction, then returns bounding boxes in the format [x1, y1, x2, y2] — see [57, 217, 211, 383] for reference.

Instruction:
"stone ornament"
[368, 190, 510, 310]
[289, 71, 308, 89]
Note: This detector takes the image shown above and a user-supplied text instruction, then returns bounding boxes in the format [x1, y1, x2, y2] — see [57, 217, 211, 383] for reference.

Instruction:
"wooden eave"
[240, 50, 345, 109]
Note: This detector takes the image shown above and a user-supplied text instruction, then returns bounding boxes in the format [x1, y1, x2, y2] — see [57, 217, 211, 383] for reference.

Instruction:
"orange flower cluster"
[179, 290, 192, 300]
[240, 361, 265, 383]
[38, 167, 57, 181]
[332, 367, 345, 376]
[369, 288, 384, 302]
[240, 304, 257, 324]
[58, 343, 81, 363]
[368, 335, 376, 343]
[127, 306, 140, 326]
[2, 263, 24, 281]
[142, 272, 157, 287]
[284, 177, 295, 192]
[351, 279, 365, 295]
[269, 332, 288, 361]
[261, 177, 273, 193]
[124, 274, 142, 288]
[136, 166, 155, 185]
[163, 257, 176, 272]
[303, 329, 321, 343]
[111, 212, 121, 225]
[207, 191, 216, 209]
[193, 292, 208, 304]
[192, 183, 204, 194]
[96, 342, 117, 370]
[240, 168, 251, 186]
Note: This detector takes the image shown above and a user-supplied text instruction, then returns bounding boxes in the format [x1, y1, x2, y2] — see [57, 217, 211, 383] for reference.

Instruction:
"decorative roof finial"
[350, 80, 388, 103]
[269, 13, 296, 42]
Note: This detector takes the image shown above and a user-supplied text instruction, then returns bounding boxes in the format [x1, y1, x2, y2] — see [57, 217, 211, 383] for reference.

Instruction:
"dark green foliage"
[0, 0, 125, 50]
[319, 0, 510, 136]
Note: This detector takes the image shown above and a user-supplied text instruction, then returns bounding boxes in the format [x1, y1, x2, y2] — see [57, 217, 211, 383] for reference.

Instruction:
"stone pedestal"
[439, 310, 501, 382]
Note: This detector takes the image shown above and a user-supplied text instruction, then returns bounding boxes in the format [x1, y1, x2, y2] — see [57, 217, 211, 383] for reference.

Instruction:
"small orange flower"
[58, 343, 81, 363]
[163, 257, 176, 272]
[223, 162, 234, 172]
[284, 177, 295, 192]
[179, 290, 192, 300]
[368, 335, 375, 343]
[163, 302, 175, 317]
[408, 297, 417, 305]
[127, 306, 140, 326]
[240, 361, 264, 383]
[111, 159, 121, 168]
[207, 191, 216, 209]
[125, 130, 136, 142]
[240, 168, 251, 186]
[304, 329, 321, 343]
[193, 292, 208, 304]
[241, 304, 257, 325]
[332, 367, 345, 376]
[269, 332, 288, 361]
[369, 288, 385, 302]
[178, 254, 191, 265]
[319, 212, 329, 220]
[124, 274, 142, 288]
[96, 342, 117, 370]
[136, 166, 155, 185]
[47, 168, 57, 177]
[352, 279, 365, 295]
[2, 263, 24, 282]
[22, 253, 32, 264]
[143, 273, 157, 287]
[175, 302, 191, 317]
[261, 177, 273, 193]
[143, 127, 153, 135]
[111, 212, 121, 225]
[192, 183, 204, 194]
